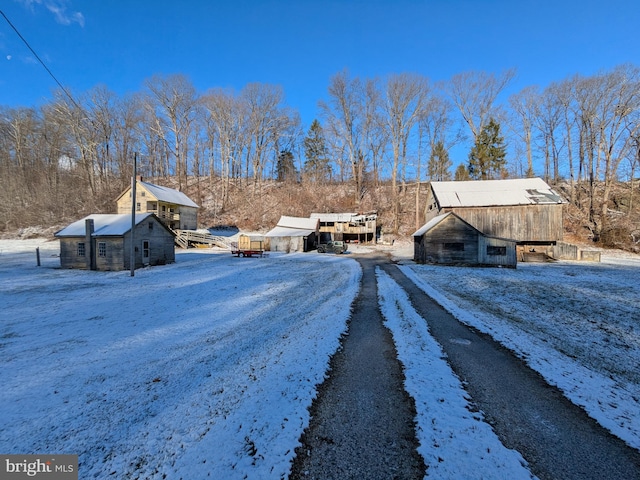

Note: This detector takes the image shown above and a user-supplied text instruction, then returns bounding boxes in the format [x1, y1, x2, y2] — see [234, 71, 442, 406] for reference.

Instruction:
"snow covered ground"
[377, 267, 536, 479]
[399, 252, 640, 452]
[1, 238, 638, 479]
[0, 240, 359, 479]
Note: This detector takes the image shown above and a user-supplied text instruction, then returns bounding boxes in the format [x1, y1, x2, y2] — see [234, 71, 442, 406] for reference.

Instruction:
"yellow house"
[115, 176, 199, 231]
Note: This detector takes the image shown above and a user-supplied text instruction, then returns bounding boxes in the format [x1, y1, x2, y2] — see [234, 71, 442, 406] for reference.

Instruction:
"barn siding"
[478, 236, 517, 267]
[414, 214, 516, 268]
[443, 204, 563, 242]
[415, 215, 480, 265]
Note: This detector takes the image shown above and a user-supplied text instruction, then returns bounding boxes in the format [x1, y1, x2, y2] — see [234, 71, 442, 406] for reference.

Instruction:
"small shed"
[265, 216, 319, 253]
[413, 212, 517, 268]
[55, 213, 175, 271]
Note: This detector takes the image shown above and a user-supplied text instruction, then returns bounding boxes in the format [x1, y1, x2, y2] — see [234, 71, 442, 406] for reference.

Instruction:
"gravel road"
[289, 254, 425, 479]
[289, 253, 640, 479]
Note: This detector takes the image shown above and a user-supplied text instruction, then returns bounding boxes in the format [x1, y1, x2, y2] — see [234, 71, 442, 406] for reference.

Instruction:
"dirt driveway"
[289, 254, 640, 479]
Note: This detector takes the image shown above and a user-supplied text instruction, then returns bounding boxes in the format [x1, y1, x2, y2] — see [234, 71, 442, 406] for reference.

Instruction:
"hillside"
[4, 177, 639, 253]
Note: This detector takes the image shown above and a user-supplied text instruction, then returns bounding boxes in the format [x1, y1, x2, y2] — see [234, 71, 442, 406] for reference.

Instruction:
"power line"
[0, 8, 80, 109]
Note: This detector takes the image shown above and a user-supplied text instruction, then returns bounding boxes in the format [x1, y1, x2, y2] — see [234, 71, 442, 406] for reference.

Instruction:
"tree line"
[1, 64, 639, 238]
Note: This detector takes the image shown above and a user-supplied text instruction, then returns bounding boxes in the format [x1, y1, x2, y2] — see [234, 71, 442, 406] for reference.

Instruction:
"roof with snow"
[430, 178, 565, 208]
[139, 181, 199, 208]
[264, 216, 319, 238]
[116, 180, 199, 208]
[412, 213, 453, 237]
[55, 213, 168, 237]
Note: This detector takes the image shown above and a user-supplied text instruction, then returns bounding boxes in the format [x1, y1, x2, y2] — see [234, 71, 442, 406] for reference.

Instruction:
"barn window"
[148, 221, 153, 230]
[140, 191, 145, 196]
[98, 242, 106, 257]
[77, 242, 86, 256]
[443, 242, 464, 251]
[487, 246, 506, 256]
[136, 202, 141, 211]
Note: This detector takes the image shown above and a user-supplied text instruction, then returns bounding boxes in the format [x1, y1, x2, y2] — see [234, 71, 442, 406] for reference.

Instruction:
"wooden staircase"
[173, 230, 231, 249]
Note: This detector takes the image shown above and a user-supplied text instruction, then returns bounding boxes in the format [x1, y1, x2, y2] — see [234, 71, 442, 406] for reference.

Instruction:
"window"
[136, 202, 141, 211]
[143, 240, 150, 258]
[140, 191, 145, 196]
[77, 242, 85, 256]
[98, 242, 106, 257]
[443, 242, 464, 251]
[148, 221, 153, 230]
[487, 246, 506, 256]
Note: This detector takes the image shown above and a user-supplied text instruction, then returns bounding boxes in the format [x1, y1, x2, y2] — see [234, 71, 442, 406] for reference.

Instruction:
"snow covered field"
[0, 240, 359, 479]
[1, 238, 638, 479]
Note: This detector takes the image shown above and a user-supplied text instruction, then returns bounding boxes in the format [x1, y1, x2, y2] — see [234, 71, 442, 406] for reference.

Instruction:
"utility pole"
[130, 152, 137, 277]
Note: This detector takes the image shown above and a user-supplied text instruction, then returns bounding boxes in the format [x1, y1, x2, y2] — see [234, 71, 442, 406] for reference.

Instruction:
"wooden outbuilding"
[425, 178, 565, 243]
[55, 213, 175, 271]
[424, 178, 566, 259]
[310, 212, 377, 243]
[265, 216, 319, 253]
[413, 212, 517, 268]
[115, 176, 199, 231]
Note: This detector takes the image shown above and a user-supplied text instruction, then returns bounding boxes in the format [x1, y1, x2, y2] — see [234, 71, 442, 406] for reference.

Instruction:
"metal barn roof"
[431, 178, 565, 208]
[264, 216, 319, 237]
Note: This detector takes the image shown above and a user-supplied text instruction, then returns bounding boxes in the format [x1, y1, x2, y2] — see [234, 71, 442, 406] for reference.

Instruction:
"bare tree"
[143, 74, 199, 190]
[202, 88, 247, 206]
[381, 73, 430, 232]
[509, 86, 539, 178]
[320, 70, 369, 205]
[241, 83, 286, 188]
[594, 65, 640, 238]
[444, 69, 516, 143]
[550, 79, 578, 202]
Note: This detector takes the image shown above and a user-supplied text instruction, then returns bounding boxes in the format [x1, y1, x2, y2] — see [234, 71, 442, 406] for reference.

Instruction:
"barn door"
[142, 240, 150, 264]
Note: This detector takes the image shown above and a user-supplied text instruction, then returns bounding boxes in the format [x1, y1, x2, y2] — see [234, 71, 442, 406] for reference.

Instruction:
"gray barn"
[55, 213, 175, 271]
[413, 212, 517, 268]
[424, 178, 566, 247]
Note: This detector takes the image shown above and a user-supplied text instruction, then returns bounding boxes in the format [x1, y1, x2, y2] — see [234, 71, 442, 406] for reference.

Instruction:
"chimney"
[85, 218, 96, 270]
[136, 175, 143, 182]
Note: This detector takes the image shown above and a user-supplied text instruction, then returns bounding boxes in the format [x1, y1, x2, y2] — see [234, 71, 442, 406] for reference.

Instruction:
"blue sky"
[1, 0, 639, 133]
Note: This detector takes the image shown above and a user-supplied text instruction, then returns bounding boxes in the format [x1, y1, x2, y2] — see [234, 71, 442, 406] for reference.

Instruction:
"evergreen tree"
[276, 150, 297, 182]
[427, 141, 452, 181]
[303, 119, 332, 182]
[467, 117, 507, 179]
[454, 163, 470, 181]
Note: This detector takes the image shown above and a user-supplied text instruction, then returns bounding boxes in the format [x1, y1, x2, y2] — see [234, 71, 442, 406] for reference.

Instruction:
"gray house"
[413, 212, 517, 268]
[55, 213, 175, 271]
